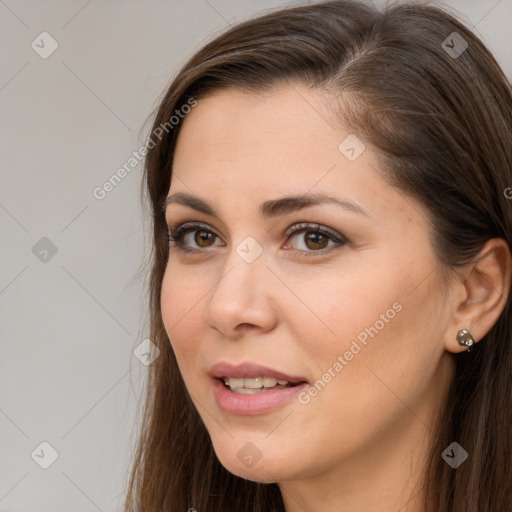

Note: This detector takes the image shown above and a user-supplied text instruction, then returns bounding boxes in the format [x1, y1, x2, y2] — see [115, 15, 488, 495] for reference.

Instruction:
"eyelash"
[166, 221, 348, 258]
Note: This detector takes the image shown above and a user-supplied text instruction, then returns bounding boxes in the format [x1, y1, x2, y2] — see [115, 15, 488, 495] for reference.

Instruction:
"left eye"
[286, 229, 336, 251]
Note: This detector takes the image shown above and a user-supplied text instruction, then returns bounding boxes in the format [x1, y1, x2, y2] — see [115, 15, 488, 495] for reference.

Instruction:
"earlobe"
[445, 238, 512, 354]
[455, 328, 476, 352]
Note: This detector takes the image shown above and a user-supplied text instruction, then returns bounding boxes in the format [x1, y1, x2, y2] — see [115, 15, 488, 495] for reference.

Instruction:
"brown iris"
[303, 231, 329, 250]
[195, 230, 215, 248]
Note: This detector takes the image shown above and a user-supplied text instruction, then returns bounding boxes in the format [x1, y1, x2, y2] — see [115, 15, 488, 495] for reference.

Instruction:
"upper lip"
[208, 362, 308, 384]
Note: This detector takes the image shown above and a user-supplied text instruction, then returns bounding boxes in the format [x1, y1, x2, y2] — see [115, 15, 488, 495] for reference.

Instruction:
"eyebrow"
[164, 192, 370, 218]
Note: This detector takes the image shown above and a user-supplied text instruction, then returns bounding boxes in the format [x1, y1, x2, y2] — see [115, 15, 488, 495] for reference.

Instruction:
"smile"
[208, 361, 309, 415]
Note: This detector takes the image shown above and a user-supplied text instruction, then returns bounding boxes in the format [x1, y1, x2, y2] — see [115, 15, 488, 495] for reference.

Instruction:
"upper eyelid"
[284, 222, 345, 241]
[170, 221, 213, 232]
[168, 221, 347, 244]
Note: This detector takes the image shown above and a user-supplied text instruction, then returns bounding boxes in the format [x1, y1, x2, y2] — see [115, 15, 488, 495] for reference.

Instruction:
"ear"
[444, 238, 512, 353]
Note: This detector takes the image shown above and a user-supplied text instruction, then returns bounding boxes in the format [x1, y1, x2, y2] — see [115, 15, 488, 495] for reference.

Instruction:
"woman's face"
[161, 85, 455, 487]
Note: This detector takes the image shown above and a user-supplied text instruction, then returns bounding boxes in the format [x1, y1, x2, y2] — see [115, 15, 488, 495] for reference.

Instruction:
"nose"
[204, 247, 278, 338]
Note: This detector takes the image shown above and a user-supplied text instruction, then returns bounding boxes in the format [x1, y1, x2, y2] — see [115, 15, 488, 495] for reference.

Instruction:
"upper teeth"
[223, 377, 290, 389]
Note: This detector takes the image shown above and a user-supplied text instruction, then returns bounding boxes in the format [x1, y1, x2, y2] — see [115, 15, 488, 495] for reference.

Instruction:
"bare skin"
[160, 85, 511, 512]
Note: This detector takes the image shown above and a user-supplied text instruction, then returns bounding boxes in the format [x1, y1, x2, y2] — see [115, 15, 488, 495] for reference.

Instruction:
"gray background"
[1, 1, 510, 510]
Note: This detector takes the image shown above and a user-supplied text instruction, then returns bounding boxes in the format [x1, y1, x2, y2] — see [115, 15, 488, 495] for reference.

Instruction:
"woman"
[124, 1, 512, 510]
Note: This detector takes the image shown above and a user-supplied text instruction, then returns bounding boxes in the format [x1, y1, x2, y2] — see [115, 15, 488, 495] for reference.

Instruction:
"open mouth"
[209, 362, 309, 414]
[220, 376, 302, 394]
[210, 366, 309, 415]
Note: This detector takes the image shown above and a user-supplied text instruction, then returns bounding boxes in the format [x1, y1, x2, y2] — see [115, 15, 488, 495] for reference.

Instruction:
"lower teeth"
[231, 388, 268, 394]
[228, 384, 292, 394]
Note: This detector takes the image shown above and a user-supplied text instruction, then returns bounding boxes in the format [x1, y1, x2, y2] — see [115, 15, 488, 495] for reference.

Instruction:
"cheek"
[284, 260, 402, 353]
[287, 252, 440, 408]
[160, 267, 206, 375]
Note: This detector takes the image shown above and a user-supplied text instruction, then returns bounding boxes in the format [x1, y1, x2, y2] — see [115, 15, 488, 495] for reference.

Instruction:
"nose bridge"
[205, 235, 275, 333]
[212, 234, 267, 300]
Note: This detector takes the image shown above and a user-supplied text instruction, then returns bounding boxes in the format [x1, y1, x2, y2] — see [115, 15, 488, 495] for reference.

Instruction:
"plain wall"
[1, 1, 510, 510]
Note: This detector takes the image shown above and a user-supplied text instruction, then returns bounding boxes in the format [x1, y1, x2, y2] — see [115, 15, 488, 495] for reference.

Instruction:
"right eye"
[168, 222, 225, 252]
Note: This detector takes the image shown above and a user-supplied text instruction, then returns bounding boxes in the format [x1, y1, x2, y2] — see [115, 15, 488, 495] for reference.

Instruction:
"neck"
[280, 415, 433, 512]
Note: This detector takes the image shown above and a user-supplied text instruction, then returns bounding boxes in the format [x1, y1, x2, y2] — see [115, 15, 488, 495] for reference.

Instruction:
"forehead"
[172, 86, 370, 189]
[168, 85, 422, 232]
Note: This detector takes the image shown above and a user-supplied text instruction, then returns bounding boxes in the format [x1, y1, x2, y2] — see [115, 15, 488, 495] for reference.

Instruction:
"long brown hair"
[124, 1, 512, 510]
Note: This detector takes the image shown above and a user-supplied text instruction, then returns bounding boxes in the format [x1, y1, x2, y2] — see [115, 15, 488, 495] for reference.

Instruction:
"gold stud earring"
[456, 329, 475, 352]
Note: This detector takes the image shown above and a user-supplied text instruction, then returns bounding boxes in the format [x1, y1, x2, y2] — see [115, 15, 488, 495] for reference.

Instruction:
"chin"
[211, 438, 298, 484]
[217, 456, 284, 483]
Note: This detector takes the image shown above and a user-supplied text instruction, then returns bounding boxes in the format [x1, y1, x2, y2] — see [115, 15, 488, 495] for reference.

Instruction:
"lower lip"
[212, 378, 308, 416]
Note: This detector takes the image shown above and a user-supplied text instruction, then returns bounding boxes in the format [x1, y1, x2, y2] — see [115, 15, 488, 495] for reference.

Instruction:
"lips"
[208, 362, 309, 415]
